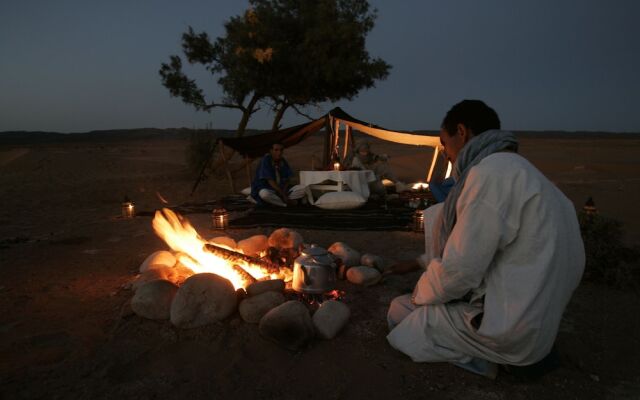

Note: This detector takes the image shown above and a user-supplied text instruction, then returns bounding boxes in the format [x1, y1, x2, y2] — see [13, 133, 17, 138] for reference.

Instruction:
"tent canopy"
[217, 107, 449, 184]
[219, 107, 441, 158]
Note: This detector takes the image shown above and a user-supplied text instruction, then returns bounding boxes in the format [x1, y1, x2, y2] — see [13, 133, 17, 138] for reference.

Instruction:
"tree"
[159, 0, 390, 136]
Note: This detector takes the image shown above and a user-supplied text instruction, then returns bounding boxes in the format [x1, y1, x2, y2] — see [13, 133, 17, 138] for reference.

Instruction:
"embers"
[284, 288, 345, 311]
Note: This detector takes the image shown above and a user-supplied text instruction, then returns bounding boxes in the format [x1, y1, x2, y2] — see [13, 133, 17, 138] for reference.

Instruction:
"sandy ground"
[0, 132, 639, 399]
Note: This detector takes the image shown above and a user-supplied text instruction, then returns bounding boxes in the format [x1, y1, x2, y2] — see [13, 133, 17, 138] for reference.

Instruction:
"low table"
[299, 170, 376, 204]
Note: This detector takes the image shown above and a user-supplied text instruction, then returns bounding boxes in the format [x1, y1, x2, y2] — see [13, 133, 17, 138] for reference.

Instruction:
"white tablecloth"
[299, 170, 376, 199]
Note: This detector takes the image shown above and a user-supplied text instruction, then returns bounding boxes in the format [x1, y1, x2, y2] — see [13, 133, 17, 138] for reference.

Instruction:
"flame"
[152, 208, 277, 289]
[412, 182, 429, 190]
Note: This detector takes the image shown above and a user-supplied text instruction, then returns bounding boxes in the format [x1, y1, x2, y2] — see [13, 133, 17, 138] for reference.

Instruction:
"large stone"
[132, 264, 195, 291]
[170, 273, 237, 328]
[259, 301, 315, 350]
[237, 235, 269, 257]
[131, 280, 178, 320]
[132, 267, 173, 291]
[208, 236, 237, 250]
[239, 291, 286, 323]
[139, 250, 176, 273]
[328, 242, 361, 267]
[168, 263, 195, 286]
[360, 253, 386, 273]
[268, 228, 304, 250]
[246, 279, 285, 297]
[312, 300, 350, 339]
[346, 266, 381, 286]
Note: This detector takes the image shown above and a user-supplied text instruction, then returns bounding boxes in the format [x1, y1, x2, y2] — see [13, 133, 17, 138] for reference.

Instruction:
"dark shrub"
[185, 130, 216, 174]
[579, 212, 640, 289]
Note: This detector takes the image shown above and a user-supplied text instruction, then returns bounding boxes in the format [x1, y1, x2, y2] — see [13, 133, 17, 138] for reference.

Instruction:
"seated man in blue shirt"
[250, 142, 306, 207]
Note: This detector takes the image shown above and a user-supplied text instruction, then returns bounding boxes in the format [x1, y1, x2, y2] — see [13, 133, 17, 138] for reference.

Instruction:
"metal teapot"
[292, 245, 337, 294]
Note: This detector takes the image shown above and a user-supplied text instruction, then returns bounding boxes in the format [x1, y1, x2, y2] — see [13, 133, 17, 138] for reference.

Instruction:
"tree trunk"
[236, 93, 260, 137]
[271, 103, 289, 131]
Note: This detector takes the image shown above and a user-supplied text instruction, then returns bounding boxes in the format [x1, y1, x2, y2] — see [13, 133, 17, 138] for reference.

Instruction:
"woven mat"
[138, 195, 418, 231]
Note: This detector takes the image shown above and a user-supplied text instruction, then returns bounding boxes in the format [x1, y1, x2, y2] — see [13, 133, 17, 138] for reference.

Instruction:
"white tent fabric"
[328, 113, 450, 182]
[332, 116, 442, 147]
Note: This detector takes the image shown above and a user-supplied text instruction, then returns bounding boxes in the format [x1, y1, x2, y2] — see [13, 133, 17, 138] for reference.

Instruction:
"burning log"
[204, 243, 281, 275]
[231, 264, 257, 285]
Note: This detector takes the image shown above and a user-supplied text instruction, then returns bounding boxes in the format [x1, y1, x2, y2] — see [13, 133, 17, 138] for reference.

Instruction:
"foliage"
[159, 0, 391, 134]
[579, 212, 640, 289]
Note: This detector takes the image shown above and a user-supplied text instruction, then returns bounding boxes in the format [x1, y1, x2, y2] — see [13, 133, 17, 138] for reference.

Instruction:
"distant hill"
[1, 127, 637, 146]
[0, 128, 263, 145]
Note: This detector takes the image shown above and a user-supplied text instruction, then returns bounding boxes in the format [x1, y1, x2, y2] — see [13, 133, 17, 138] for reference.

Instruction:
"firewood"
[231, 264, 257, 285]
[204, 243, 280, 275]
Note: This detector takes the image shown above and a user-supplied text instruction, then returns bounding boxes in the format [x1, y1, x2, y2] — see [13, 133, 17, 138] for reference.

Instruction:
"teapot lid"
[301, 244, 328, 257]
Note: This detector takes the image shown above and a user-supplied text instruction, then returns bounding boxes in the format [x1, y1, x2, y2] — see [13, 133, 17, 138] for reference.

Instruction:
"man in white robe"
[387, 100, 585, 378]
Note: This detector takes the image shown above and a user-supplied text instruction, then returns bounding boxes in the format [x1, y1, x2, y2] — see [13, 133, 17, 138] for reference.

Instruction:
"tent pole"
[219, 144, 236, 193]
[245, 156, 252, 188]
[322, 117, 333, 168]
[335, 119, 341, 157]
[343, 125, 352, 161]
[426, 146, 439, 183]
[323, 116, 332, 167]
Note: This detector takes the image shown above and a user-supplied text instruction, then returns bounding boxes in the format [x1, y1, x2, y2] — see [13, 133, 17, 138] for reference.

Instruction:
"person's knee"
[259, 189, 286, 207]
[387, 294, 415, 330]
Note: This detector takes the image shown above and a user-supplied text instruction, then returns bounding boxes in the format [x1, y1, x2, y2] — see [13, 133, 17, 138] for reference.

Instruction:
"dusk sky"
[1, 0, 639, 133]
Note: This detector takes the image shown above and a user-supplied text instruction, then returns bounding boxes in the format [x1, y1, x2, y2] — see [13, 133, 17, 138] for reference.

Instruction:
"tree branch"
[290, 104, 319, 121]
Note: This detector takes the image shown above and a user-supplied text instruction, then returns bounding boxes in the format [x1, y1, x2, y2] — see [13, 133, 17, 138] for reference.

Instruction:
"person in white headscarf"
[386, 100, 585, 378]
[350, 141, 400, 195]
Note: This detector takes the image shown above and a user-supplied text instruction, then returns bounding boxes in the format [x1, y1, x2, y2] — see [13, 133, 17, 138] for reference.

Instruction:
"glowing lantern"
[413, 209, 425, 232]
[212, 208, 229, 230]
[121, 197, 135, 218]
[583, 197, 597, 215]
[413, 198, 428, 232]
[333, 162, 341, 171]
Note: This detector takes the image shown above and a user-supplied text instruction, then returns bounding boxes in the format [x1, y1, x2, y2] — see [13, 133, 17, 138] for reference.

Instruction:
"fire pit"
[128, 208, 387, 349]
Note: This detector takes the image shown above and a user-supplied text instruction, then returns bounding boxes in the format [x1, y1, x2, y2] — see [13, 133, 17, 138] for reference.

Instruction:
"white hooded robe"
[387, 152, 585, 365]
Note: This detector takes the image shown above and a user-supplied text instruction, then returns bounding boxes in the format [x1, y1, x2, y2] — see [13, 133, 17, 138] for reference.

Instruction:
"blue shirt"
[250, 153, 294, 204]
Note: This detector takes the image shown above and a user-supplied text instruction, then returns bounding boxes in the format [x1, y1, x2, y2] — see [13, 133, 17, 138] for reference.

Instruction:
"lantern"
[212, 207, 229, 229]
[333, 162, 341, 171]
[413, 197, 429, 232]
[121, 197, 135, 218]
[413, 209, 425, 232]
[583, 197, 597, 215]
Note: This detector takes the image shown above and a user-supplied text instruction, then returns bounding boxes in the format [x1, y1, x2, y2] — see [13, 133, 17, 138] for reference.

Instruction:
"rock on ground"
[267, 228, 304, 250]
[312, 300, 350, 339]
[360, 253, 386, 273]
[246, 279, 285, 297]
[131, 280, 178, 320]
[132, 267, 173, 291]
[167, 263, 195, 286]
[346, 266, 381, 286]
[328, 242, 361, 267]
[208, 236, 237, 250]
[237, 235, 269, 257]
[170, 273, 237, 328]
[132, 264, 194, 291]
[239, 291, 285, 323]
[259, 300, 315, 350]
[139, 250, 176, 273]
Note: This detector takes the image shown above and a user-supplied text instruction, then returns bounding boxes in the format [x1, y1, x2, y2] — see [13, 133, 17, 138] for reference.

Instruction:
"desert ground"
[1, 131, 639, 399]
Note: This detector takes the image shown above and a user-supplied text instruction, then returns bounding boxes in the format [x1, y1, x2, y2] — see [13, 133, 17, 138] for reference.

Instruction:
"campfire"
[128, 208, 387, 349]
[152, 208, 291, 289]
